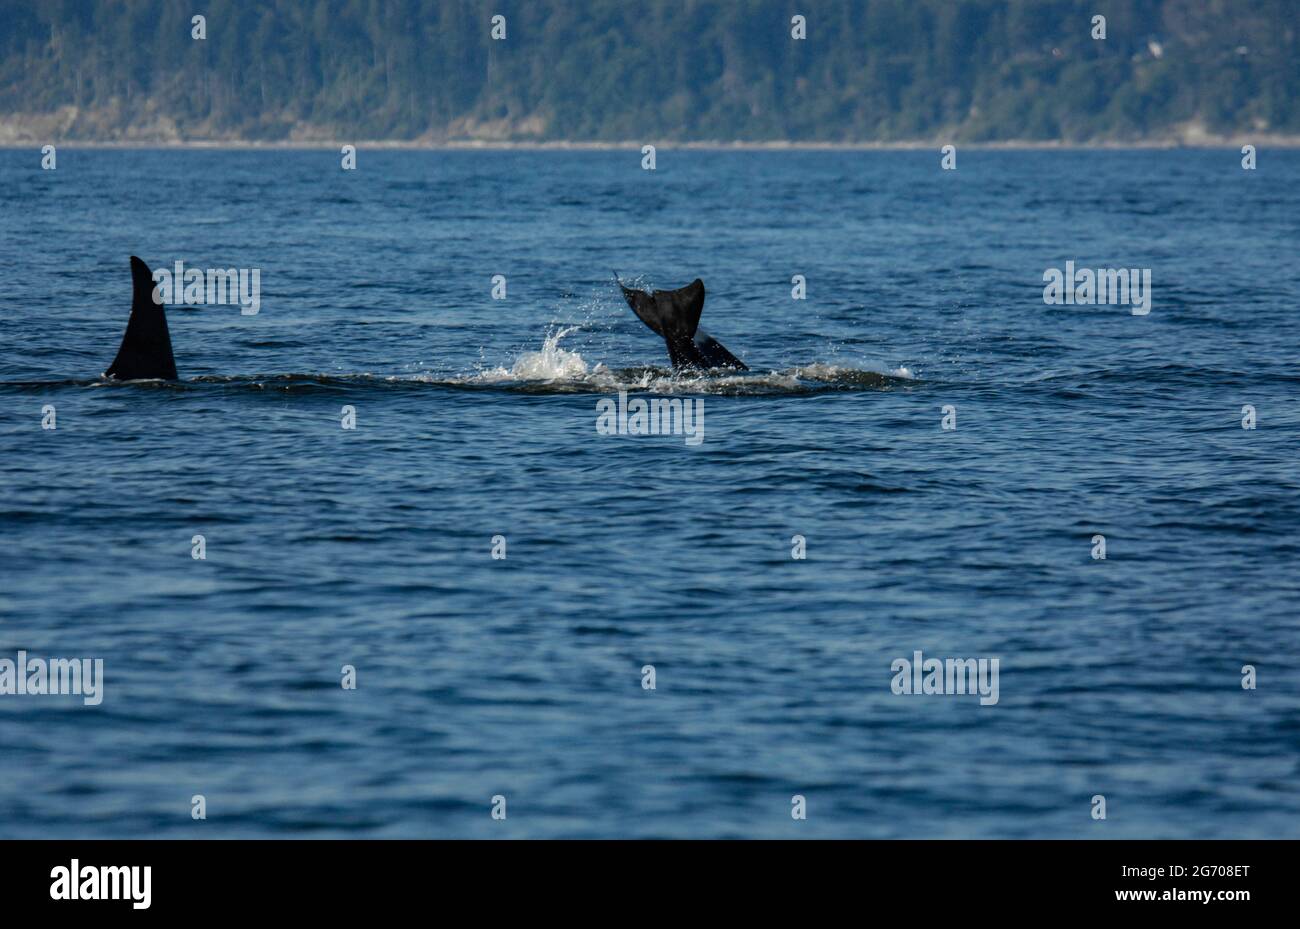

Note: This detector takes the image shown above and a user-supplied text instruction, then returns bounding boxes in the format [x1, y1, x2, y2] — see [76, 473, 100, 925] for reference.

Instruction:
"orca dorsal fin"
[617, 276, 746, 371]
[105, 256, 178, 381]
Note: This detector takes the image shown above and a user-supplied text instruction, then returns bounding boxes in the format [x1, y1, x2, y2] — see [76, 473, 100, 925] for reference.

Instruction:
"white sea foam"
[793, 361, 915, 381]
[502, 326, 591, 380]
[445, 328, 914, 394]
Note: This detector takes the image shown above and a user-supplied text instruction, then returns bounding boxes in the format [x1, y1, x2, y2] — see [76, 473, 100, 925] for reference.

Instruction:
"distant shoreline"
[3, 137, 1298, 150]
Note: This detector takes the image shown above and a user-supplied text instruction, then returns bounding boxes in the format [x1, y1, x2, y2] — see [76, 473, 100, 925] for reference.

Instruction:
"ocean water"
[1, 148, 1298, 838]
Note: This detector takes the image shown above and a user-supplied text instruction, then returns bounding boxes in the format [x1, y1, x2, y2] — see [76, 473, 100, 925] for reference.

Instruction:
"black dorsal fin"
[617, 276, 746, 371]
[105, 256, 178, 381]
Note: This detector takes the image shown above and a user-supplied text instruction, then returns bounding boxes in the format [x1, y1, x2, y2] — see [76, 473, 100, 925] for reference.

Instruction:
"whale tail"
[615, 275, 746, 371]
[106, 257, 178, 381]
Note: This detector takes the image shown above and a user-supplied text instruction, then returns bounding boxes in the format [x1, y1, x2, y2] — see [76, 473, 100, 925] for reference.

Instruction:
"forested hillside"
[0, 0, 1295, 143]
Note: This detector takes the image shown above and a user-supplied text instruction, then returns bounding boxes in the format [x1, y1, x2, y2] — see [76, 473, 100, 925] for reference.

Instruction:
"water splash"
[448, 329, 917, 395]
[480, 325, 592, 381]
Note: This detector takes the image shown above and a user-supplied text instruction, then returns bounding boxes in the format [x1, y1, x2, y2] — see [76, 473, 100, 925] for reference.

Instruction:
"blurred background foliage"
[0, 0, 1294, 141]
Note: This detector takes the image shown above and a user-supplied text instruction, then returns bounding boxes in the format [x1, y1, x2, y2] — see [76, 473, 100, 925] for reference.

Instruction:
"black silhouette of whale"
[616, 276, 747, 371]
[106, 257, 178, 381]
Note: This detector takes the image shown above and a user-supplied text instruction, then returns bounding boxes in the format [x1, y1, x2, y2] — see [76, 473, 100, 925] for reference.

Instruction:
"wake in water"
[439, 326, 916, 395]
[0, 328, 915, 397]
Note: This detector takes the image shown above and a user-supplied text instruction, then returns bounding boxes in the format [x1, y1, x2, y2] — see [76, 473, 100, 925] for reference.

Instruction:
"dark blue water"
[2, 148, 1298, 838]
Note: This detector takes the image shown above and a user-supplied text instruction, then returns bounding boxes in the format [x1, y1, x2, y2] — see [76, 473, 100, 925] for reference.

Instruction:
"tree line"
[0, 0, 1294, 142]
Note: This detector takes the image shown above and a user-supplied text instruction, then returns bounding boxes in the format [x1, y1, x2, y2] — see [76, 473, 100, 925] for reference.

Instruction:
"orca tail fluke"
[617, 277, 746, 372]
[105, 256, 178, 381]
[690, 332, 746, 371]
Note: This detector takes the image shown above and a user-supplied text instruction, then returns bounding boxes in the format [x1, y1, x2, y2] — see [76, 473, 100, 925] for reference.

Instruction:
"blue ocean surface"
[1, 148, 1298, 838]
